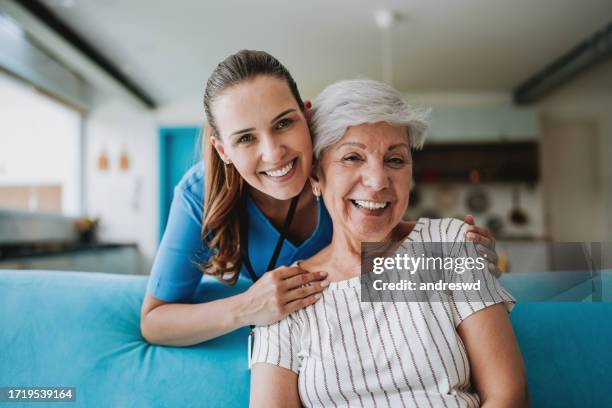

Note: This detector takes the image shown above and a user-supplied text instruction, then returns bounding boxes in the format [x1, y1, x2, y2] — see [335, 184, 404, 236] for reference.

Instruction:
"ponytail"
[200, 126, 244, 285]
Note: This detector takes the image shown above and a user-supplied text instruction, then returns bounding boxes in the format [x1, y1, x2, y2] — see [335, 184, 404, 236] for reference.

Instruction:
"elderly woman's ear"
[309, 156, 324, 198]
[309, 175, 322, 199]
[309, 156, 322, 190]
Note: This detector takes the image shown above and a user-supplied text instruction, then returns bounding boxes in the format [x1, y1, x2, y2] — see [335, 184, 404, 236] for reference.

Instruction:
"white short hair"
[310, 79, 430, 159]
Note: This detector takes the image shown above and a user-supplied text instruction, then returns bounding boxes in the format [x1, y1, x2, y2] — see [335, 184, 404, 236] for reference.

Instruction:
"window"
[0, 72, 82, 215]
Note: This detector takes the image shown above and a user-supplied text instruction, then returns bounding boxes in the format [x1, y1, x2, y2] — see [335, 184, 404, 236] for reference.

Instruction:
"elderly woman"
[249, 79, 528, 408]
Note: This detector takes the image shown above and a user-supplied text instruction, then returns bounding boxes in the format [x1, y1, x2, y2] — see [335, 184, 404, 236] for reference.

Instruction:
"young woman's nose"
[361, 160, 390, 191]
[260, 134, 287, 163]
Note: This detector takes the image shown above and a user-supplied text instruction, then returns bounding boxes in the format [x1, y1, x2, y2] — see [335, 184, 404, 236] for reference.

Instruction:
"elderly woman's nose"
[361, 161, 390, 191]
[260, 135, 287, 163]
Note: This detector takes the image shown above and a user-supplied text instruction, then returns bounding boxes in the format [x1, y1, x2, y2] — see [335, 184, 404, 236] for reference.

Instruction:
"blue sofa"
[1, 269, 611, 407]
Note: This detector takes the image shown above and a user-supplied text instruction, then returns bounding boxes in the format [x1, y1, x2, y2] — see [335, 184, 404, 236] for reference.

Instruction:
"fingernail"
[321, 280, 330, 287]
[319, 271, 328, 277]
[476, 244, 486, 252]
[315, 293, 322, 299]
[467, 233, 475, 239]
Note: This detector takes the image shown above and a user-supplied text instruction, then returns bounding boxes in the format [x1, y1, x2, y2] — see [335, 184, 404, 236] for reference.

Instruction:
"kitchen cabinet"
[413, 141, 539, 183]
[427, 107, 539, 142]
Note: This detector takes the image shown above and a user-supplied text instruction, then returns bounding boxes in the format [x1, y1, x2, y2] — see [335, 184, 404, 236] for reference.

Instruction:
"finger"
[282, 271, 327, 290]
[467, 225, 497, 251]
[488, 261, 501, 278]
[466, 225, 494, 240]
[284, 293, 322, 314]
[276, 266, 308, 280]
[284, 280, 328, 302]
[476, 244, 498, 264]
[463, 214, 475, 225]
[466, 232, 493, 248]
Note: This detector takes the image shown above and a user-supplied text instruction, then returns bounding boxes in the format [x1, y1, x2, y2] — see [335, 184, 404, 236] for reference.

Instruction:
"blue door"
[159, 127, 201, 240]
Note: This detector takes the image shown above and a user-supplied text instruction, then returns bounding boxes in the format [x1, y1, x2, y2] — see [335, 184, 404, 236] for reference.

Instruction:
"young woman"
[140, 50, 498, 346]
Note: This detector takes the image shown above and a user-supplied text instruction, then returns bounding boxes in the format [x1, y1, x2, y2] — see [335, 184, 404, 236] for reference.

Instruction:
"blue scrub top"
[146, 161, 333, 302]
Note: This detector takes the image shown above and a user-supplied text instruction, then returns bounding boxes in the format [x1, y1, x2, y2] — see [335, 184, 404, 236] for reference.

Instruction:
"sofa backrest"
[1, 269, 611, 407]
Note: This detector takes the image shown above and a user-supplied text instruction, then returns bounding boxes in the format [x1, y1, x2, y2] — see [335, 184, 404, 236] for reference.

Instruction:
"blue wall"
[159, 127, 201, 240]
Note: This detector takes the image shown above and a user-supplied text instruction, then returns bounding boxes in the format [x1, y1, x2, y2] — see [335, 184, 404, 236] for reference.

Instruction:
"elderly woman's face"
[315, 122, 412, 241]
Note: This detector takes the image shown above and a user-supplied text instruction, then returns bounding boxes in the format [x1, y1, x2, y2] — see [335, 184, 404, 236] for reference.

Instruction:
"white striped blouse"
[251, 218, 515, 408]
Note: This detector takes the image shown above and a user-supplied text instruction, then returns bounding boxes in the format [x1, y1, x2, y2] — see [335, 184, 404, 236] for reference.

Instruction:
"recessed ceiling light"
[374, 9, 398, 30]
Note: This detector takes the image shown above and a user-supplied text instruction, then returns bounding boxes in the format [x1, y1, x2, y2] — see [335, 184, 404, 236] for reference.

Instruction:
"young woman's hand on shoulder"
[239, 265, 328, 326]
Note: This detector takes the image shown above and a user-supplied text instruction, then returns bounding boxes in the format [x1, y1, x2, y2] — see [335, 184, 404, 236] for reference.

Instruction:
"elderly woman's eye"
[388, 157, 406, 164]
[275, 118, 293, 129]
[343, 154, 362, 162]
[237, 134, 254, 144]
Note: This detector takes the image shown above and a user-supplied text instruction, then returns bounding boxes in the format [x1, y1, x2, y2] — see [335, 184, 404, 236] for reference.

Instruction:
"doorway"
[159, 127, 201, 240]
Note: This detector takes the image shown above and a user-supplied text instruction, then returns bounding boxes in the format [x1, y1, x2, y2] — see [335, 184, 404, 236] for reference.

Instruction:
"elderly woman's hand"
[463, 214, 501, 277]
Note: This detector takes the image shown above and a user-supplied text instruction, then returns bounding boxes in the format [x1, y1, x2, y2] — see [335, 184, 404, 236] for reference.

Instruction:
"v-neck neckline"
[246, 193, 325, 251]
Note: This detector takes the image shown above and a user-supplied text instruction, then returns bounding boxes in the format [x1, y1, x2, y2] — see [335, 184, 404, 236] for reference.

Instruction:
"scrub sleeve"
[146, 162, 210, 302]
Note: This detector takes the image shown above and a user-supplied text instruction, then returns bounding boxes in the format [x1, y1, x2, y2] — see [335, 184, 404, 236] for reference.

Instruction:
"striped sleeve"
[443, 218, 516, 327]
[251, 314, 301, 374]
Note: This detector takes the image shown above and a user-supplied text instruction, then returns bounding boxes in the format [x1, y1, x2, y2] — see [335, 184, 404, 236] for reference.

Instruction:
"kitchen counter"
[0, 242, 142, 275]
[0, 242, 137, 261]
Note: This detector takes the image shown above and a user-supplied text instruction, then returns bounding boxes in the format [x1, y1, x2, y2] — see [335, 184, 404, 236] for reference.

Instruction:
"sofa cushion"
[0, 270, 251, 407]
[510, 301, 612, 408]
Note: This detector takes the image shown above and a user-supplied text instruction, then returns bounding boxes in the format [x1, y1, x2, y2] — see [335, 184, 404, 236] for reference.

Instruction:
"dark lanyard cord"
[240, 192, 300, 348]
[239, 192, 300, 283]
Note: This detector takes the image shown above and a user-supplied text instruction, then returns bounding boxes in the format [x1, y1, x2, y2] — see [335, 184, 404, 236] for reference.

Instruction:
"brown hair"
[200, 50, 304, 285]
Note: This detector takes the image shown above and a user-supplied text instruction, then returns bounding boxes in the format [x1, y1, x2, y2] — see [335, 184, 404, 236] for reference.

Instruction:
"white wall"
[83, 97, 203, 274]
[0, 73, 81, 215]
[536, 59, 612, 242]
[156, 96, 204, 126]
[540, 118, 604, 241]
[84, 100, 158, 273]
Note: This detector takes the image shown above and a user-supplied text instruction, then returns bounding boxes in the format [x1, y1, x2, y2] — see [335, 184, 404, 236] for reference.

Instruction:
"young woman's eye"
[275, 118, 293, 130]
[237, 134, 254, 144]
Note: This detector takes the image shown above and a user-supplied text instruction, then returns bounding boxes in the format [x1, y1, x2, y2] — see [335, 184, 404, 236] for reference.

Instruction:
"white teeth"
[353, 200, 388, 210]
[264, 160, 294, 177]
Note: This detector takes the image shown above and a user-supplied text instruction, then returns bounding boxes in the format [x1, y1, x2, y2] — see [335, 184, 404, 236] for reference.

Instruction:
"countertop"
[0, 241, 138, 260]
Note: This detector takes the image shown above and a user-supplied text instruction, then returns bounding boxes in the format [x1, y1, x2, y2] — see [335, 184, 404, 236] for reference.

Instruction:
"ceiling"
[36, 0, 612, 104]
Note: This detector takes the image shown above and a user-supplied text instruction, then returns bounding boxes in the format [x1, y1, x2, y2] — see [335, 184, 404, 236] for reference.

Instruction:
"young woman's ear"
[303, 100, 312, 121]
[210, 135, 231, 164]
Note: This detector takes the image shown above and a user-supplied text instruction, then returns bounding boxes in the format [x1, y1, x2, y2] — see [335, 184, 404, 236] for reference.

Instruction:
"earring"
[312, 186, 321, 202]
[223, 160, 232, 189]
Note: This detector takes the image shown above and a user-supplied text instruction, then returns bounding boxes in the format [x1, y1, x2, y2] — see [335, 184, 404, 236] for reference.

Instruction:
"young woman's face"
[211, 75, 312, 200]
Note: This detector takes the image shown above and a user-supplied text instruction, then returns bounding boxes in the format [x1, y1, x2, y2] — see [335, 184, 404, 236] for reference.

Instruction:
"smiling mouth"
[261, 158, 296, 178]
[350, 199, 390, 210]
